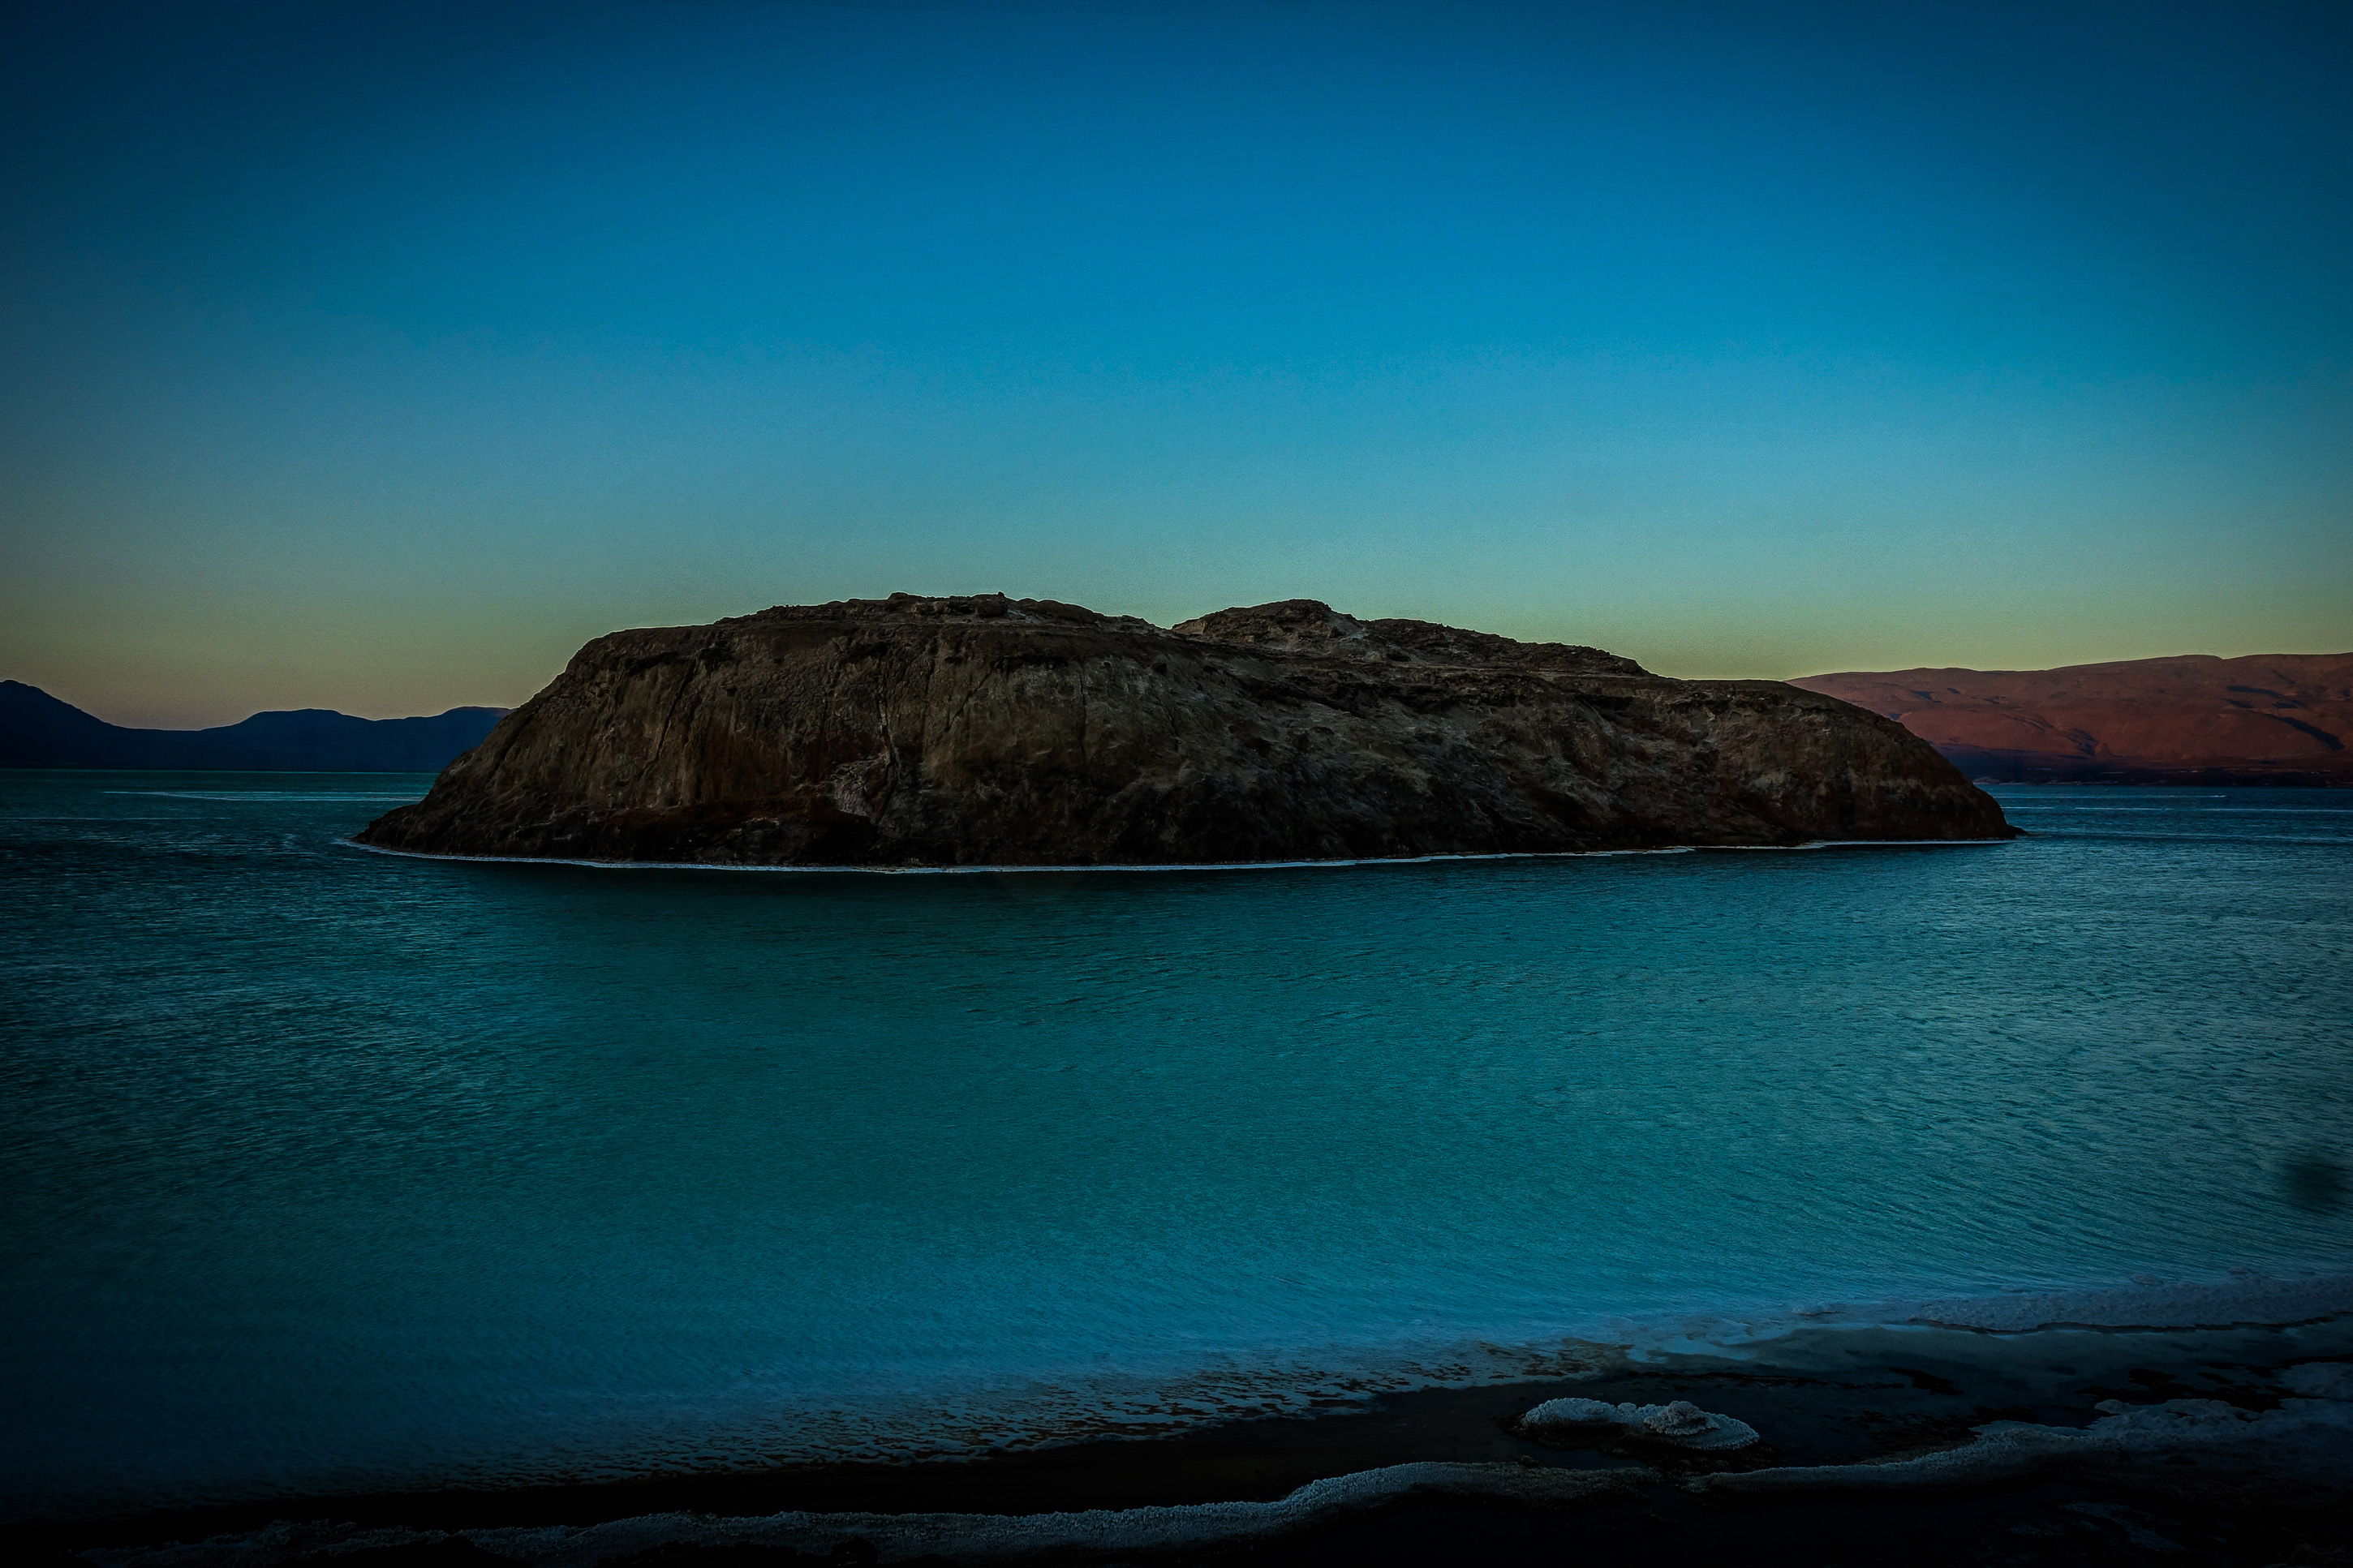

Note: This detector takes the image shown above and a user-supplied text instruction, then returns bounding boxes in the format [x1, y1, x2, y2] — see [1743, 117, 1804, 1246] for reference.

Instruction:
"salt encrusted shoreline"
[65, 1381, 2353, 1568]
[43, 1306, 2353, 1568]
[340, 833, 2018, 874]
[1699, 1360, 2353, 1502]
[81, 1465, 1654, 1568]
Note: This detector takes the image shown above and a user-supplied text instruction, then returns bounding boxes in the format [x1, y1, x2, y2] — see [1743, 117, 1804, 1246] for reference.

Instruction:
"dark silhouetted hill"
[1791, 653, 2353, 785]
[1, 682, 509, 771]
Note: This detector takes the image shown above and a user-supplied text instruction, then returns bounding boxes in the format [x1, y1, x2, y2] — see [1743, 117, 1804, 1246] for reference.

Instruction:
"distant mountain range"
[1, 682, 508, 772]
[1791, 652, 2352, 785]
[13, 647, 2351, 784]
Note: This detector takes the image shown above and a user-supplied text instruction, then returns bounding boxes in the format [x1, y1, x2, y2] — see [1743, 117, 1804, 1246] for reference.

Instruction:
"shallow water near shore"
[2, 775, 2349, 1520]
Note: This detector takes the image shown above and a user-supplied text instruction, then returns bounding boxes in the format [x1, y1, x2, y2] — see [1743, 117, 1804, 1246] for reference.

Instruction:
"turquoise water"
[3, 773, 2350, 1519]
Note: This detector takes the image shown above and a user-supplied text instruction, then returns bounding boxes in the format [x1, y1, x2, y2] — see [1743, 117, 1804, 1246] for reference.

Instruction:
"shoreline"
[337, 835, 2020, 875]
[26, 1316, 2352, 1566]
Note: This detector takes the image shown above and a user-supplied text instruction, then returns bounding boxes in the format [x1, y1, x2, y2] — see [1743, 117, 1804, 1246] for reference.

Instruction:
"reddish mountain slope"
[1790, 653, 2353, 784]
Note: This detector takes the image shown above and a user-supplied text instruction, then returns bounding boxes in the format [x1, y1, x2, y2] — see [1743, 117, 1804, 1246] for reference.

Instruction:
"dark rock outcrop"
[358, 595, 2015, 866]
[1792, 653, 2353, 785]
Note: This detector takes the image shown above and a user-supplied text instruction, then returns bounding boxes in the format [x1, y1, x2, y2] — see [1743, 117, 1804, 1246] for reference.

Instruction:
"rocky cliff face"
[1792, 653, 2353, 785]
[359, 595, 2015, 866]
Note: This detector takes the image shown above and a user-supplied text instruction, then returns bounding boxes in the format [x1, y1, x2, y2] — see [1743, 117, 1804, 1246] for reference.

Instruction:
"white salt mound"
[1518, 1396, 1761, 1450]
[1699, 1358, 2353, 1505]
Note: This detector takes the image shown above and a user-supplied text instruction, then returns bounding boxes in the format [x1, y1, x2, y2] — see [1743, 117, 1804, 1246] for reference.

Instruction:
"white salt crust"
[1517, 1397, 1761, 1450]
[341, 837, 2012, 875]
[1697, 1358, 2353, 1505]
[84, 1463, 1654, 1568]
[76, 1359, 2353, 1568]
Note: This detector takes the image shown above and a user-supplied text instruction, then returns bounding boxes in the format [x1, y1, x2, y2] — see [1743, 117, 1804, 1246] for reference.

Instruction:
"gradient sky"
[3, 0, 2347, 728]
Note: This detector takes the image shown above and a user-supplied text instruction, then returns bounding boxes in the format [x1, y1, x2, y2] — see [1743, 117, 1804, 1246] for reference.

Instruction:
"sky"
[2, 0, 2348, 728]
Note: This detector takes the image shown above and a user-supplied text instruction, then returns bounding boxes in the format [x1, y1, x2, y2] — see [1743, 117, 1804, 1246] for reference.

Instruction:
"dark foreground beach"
[19, 1317, 2351, 1568]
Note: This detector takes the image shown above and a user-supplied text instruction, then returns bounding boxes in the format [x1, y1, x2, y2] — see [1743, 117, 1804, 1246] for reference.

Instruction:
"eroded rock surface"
[359, 595, 2015, 866]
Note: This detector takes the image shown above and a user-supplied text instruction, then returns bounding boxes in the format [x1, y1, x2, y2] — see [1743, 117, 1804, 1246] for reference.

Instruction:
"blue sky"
[3, 0, 2347, 726]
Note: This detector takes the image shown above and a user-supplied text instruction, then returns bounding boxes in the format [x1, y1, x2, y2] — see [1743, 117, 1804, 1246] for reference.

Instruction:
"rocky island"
[357, 595, 2015, 866]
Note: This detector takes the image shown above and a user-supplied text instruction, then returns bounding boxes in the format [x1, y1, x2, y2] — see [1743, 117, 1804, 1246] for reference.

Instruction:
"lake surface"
[3, 774, 2349, 1519]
